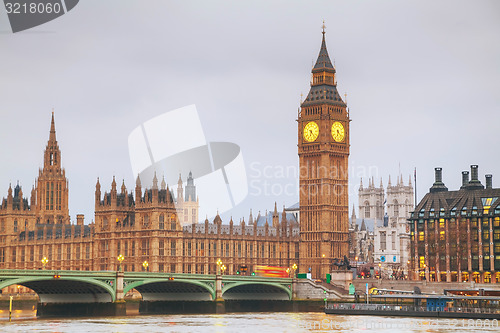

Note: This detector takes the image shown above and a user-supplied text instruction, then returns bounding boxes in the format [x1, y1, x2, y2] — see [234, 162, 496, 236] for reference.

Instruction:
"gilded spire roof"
[301, 28, 346, 108]
[313, 30, 335, 73]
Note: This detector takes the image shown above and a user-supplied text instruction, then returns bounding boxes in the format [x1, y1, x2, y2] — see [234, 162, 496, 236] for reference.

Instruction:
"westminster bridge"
[0, 269, 344, 316]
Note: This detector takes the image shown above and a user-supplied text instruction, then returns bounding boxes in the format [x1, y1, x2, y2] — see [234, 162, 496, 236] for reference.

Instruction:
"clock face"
[331, 121, 345, 142]
[303, 121, 319, 142]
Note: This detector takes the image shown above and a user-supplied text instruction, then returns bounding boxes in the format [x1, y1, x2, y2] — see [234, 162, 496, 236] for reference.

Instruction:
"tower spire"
[49, 111, 56, 142]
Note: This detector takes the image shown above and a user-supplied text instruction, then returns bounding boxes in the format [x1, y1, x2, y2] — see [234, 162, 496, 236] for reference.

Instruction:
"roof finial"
[322, 20, 326, 35]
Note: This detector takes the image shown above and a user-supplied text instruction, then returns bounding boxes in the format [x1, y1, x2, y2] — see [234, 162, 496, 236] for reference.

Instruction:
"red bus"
[254, 265, 288, 278]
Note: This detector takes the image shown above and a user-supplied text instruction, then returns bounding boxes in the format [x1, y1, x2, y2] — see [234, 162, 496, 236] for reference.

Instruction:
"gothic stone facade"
[0, 115, 300, 277]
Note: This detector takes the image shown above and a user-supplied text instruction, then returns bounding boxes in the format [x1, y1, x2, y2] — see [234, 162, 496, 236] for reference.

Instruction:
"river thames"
[1, 310, 499, 332]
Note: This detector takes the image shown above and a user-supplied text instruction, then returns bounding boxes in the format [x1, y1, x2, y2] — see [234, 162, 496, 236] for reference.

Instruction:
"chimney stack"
[461, 171, 469, 188]
[435, 167, 443, 183]
[471, 165, 479, 182]
[77, 214, 84, 226]
[486, 174, 493, 189]
[464, 165, 484, 190]
[430, 167, 448, 193]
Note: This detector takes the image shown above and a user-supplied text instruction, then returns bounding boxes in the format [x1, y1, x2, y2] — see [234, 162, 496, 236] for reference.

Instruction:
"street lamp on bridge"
[117, 254, 125, 272]
[41, 256, 48, 270]
[142, 260, 149, 272]
[292, 263, 297, 278]
[216, 258, 222, 275]
[220, 264, 226, 275]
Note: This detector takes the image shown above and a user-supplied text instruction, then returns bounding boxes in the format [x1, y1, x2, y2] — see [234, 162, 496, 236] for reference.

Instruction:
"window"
[364, 202, 370, 218]
[143, 215, 149, 228]
[419, 231, 424, 241]
[76, 245, 80, 260]
[14, 220, 18, 233]
[171, 240, 176, 256]
[67, 245, 71, 260]
[440, 231, 445, 241]
[439, 219, 445, 228]
[142, 240, 150, 256]
[159, 240, 164, 256]
[393, 200, 399, 217]
[171, 214, 176, 230]
[159, 214, 164, 230]
[86, 244, 90, 259]
[380, 232, 386, 251]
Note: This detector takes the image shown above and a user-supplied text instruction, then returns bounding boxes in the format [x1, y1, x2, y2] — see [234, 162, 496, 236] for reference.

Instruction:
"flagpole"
[414, 167, 417, 209]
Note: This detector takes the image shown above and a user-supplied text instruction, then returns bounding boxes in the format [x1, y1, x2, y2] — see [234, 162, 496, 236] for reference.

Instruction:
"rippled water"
[1, 310, 499, 332]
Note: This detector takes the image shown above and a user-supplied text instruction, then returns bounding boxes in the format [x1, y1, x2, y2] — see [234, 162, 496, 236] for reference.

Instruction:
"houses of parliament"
[0, 29, 349, 280]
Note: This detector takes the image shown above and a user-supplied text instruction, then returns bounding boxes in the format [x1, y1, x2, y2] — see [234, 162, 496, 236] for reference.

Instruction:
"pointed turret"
[249, 209, 254, 225]
[185, 171, 196, 202]
[380, 178, 383, 189]
[161, 176, 166, 190]
[388, 175, 392, 187]
[7, 183, 12, 205]
[360, 219, 366, 231]
[121, 179, 126, 194]
[49, 112, 56, 143]
[359, 178, 363, 190]
[177, 174, 183, 203]
[351, 204, 356, 221]
[152, 172, 158, 190]
[95, 178, 101, 205]
[135, 174, 142, 202]
[300, 26, 346, 108]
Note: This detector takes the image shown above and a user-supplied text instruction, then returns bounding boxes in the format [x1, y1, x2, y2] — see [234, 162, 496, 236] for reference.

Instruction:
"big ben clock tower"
[298, 27, 350, 278]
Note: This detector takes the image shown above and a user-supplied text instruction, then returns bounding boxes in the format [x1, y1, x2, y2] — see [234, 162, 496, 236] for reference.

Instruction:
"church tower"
[34, 113, 70, 224]
[298, 27, 350, 278]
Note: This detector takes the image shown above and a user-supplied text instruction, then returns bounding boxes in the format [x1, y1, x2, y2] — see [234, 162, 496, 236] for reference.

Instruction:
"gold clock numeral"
[303, 121, 319, 142]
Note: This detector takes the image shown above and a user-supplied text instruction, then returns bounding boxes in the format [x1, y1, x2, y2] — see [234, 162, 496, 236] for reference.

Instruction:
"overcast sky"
[0, 1, 499, 223]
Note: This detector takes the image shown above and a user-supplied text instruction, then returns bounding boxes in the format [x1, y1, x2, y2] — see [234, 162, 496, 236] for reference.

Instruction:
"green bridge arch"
[222, 281, 292, 300]
[0, 276, 116, 302]
[124, 278, 216, 300]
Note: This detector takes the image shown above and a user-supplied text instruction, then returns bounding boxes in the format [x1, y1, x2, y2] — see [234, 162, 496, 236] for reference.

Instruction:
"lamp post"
[292, 263, 297, 278]
[221, 264, 226, 275]
[117, 254, 125, 272]
[216, 258, 222, 275]
[142, 260, 149, 272]
[41, 256, 48, 270]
